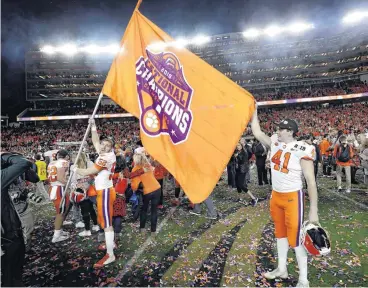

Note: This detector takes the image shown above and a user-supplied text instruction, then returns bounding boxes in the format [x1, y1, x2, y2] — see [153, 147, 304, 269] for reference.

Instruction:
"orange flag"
[102, 3, 255, 203]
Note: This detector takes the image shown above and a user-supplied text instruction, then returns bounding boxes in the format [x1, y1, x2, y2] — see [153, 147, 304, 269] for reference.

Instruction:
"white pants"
[336, 165, 351, 189]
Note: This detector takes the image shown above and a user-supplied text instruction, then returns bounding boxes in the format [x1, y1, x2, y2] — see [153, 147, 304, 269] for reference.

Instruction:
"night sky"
[1, 0, 367, 118]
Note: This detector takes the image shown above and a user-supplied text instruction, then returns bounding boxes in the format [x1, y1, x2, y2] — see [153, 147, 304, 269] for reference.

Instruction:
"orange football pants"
[270, 190, 304, 247]
[96, 187, 116, 229]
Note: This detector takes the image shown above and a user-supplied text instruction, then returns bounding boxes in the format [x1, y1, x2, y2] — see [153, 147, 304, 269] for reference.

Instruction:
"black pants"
[268, 168, 272, 185]
[256, 164, 268, 185]
[158, 179, 164, 205]
[227, 164, 236, 188]
[140, 189, 161, 232]
[175, 187, 181, 198]
[1, 236, 25, 287]
[79, 199, 97, 231]
[314, 162, 318, 180]
[113, 216, 122, 233]
[235, 171, 248, 193]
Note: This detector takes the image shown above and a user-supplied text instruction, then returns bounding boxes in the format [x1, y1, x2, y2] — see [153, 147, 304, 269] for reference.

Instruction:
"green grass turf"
[24, 174, 367, 287]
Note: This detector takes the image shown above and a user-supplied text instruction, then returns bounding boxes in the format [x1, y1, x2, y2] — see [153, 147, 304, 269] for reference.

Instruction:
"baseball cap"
[277, 119, 299, 133]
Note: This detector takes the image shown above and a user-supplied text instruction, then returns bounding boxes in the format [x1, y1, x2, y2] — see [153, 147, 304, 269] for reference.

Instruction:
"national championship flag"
[102, 1, 255, 203]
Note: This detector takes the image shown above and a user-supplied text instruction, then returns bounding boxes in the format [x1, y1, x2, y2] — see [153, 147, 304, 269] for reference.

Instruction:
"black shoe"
[251, 198, 259, 207]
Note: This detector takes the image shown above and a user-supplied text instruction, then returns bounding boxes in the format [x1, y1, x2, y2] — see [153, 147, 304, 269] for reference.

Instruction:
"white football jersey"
[48, 159, 70, 187]
[270, 134, 315, 193]
[44, 150, 59, 162]
[94, 151, 116, 190]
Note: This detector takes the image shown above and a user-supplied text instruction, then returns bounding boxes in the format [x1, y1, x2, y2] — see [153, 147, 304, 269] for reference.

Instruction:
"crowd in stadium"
[23, 81, 368, 117]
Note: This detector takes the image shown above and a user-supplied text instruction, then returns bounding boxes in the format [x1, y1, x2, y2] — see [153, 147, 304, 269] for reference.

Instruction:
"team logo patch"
[135, 49, 194, 145]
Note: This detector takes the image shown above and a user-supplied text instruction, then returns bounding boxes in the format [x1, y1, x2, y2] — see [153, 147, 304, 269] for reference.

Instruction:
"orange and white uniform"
[94, 151, 116, 229]
[269, 134, 315, 247]
[47, 158, 70, 214]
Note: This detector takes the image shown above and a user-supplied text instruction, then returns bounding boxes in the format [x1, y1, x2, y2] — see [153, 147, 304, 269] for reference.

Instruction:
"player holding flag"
[74, 119, 117, 268]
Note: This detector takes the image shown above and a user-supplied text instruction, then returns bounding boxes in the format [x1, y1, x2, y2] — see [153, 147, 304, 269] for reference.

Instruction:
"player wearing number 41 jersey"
[251, 107, 319, 288]
[74, 118, 116, 269]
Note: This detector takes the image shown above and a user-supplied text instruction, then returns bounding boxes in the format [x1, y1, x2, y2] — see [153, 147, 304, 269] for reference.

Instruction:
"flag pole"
[59, 92, 104, 212]
[134, 0, 142, 11]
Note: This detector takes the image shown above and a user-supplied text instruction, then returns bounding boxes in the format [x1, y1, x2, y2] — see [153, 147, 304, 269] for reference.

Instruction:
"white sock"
[54, 230, 61, 238]
[276, 238, 289, 272]
[294, 245, 308, 283]
[105, 231, 115, 256]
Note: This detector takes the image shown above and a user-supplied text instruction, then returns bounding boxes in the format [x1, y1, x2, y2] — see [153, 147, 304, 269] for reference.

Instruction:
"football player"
[251, 107, 319, 288]
[47, 149, 70, 243]
[74, 119, 116, 268]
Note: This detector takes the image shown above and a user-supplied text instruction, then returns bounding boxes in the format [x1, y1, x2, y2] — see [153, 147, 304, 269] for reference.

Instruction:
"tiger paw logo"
[135, 49, 193, 145]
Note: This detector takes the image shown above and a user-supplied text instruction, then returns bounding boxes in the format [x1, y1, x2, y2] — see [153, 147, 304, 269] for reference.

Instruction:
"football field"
[24, 172, 367, 287]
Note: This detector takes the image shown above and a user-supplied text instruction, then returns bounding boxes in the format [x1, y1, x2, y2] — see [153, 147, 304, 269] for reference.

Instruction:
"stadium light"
[105, 44, 120, 54]
[40, 45, 56, 54]
[287, 22, 314, 33]
[173, 38, 189, 48]
[264, 25, 283, 37]
[59, 44, 78, 56]
[192, 35, 210, 45]
[82, 44, 102, 54]
[342, 10, 368, 24]
[243, 28, 261, 38]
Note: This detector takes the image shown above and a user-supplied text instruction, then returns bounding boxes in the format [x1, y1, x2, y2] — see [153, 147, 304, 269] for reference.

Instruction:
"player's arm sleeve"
[250, 108, 271, 148]
[301, 144, 315, 161]
[93, 156, 108, 171]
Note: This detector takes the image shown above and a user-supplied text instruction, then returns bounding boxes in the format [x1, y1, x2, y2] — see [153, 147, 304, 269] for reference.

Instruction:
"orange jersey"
[319, 139, 331, 156]
[131, 164, 161, 195]
[47, 159, 69, 187]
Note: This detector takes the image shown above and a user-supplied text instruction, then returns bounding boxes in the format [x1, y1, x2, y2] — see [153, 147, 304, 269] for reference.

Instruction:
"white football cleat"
[63, 220, 73, 226]
[75, 221, 85, 228]
[52, 234, 69, 243]
[296, 280, 310, 287]
[92, 225, 100, 232]
[94, 254, 116, 268]
[263, 268, 288, 280]
[79, 230, 92, 237]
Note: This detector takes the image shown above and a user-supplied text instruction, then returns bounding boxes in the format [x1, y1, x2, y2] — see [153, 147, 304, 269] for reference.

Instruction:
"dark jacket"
[235, 146, 251, 173]
[1, 153, 33, 240]
[313, 143, 321, 163]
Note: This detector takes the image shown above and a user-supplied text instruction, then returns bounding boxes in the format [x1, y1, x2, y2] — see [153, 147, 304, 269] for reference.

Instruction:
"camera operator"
[1, 152, 39, 287]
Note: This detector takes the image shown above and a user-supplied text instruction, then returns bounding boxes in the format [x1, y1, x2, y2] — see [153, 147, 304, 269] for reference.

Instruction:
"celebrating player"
[251, 107, 319, 288]
[47, 149, 71, 243]
[74, 119, 116, 268]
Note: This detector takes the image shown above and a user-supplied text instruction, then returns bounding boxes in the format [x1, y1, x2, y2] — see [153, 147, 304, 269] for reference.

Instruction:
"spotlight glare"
[287, 22, 314, 33]
[242, 28, 261, 38]
[192, 35, 210, 45]
[40, 45, 55, 54]
[59, 44, 78, 56]
[342, 11, 368, 24]
[264, 25, 283, 37]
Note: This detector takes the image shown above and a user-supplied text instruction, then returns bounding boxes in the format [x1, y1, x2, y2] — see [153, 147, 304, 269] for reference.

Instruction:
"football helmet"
[300, 221, 331, 256]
